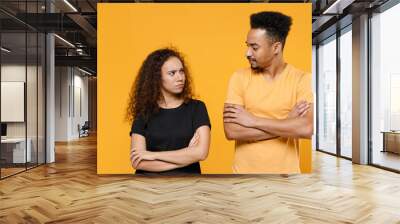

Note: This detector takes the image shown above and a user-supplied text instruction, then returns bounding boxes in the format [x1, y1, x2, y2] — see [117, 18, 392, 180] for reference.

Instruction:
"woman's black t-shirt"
[130, 99, 211, 175]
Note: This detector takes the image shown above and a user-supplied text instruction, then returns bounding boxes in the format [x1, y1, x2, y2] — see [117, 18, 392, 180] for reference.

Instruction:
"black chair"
[79, 121, 90, 138]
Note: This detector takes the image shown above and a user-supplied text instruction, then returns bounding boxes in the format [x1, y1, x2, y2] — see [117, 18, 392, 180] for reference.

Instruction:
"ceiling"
[0, 0, 394, 75]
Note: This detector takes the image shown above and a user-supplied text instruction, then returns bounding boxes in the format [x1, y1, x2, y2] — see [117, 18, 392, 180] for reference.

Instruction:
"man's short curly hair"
[250, 11, 292, 49]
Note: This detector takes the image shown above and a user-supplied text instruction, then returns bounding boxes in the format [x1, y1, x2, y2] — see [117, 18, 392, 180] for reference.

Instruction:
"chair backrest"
[82, 121, 90, 129]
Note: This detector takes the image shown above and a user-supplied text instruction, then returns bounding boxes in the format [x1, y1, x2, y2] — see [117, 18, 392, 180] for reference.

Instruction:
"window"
[371, 3, 400, 171]
[317, 35, 337, 154]
[339, 27, 352, 158]
[0, 1, 46, 179]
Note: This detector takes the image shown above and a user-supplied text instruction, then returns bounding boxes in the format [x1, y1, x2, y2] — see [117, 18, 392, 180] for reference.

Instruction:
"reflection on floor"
[0, 167, 25, 177]
[373, 150, 400, 171]
[0, 162, 42, 178]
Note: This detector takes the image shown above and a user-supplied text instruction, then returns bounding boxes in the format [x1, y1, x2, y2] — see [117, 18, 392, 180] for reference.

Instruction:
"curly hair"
[250, 11, 292, 49]
[126, 48, 194, 123]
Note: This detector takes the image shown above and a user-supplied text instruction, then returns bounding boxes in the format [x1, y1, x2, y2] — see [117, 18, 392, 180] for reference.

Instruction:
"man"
[223, 11, 313, 174]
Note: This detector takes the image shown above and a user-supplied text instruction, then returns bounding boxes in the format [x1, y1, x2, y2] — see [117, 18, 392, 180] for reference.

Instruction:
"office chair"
[79, 121, 90, 138]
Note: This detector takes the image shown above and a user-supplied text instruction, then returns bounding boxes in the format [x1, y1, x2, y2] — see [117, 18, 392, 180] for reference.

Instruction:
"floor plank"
[1, 134, 400, 223]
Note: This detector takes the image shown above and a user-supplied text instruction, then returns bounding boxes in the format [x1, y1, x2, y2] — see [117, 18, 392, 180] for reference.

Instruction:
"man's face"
[245, 28, 279, 72]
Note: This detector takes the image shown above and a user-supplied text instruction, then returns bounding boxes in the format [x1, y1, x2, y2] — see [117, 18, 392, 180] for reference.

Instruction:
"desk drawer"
[384, 133, 400, 154]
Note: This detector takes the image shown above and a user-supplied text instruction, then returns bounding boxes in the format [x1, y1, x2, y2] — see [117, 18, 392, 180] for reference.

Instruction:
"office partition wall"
[0, 0, 46, 179]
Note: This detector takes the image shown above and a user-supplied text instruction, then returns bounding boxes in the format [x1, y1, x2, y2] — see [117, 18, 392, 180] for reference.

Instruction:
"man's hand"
[287, 100, 310, 119]
[223, 104, 256, 128]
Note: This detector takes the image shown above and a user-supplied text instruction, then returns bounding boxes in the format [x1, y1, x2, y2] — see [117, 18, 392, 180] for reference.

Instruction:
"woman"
[127, 48, 211, 175]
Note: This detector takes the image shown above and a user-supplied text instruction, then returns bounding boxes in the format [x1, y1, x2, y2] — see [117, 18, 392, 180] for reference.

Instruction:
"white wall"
[1, 82, 25, 122]
[55, 67, 89, 141]
[55, 66, 69, 141]
[1, 65, 38, 138]
[73, 72, 89, 138]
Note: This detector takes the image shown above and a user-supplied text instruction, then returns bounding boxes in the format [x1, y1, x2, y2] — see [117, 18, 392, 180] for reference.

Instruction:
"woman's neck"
[159, 91, 184, 109]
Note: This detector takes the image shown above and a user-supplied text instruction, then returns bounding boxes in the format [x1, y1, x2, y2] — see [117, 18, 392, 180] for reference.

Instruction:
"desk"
[1, 138, 31, 163]
[381, 131, 400, 154]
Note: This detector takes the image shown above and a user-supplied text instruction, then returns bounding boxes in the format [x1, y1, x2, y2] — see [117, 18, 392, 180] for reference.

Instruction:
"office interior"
[0, 0, 399, 222]
[0, 0, 97, 179]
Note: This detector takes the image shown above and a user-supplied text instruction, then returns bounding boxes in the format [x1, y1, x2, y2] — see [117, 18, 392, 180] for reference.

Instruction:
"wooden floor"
[1, 135, 400, 223]
[373, 151, 400, 171]
[1, 163, 45, 178]
[0, 167, 26, 178]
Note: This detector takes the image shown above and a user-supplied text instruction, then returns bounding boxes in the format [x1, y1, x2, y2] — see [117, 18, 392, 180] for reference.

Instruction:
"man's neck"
[262, 60, 287, 80]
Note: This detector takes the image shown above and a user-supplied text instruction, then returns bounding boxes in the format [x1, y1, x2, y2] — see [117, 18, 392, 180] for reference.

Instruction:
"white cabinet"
[1, 138, 32, 163]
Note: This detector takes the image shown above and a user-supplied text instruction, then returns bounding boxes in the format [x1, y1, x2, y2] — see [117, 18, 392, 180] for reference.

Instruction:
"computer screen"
[1, 123, 7, 137]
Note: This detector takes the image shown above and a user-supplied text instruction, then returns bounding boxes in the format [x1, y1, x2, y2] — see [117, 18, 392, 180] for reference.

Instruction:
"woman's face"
[160, 56, 186, 96]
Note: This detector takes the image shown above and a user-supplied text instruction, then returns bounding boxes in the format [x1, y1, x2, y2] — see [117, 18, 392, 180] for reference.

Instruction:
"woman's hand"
[188, 130, 200, 147]
[130, 148, 158, 168]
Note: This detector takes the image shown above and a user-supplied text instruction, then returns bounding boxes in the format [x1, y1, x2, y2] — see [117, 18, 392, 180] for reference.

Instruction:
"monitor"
[1, 123, 7, 137]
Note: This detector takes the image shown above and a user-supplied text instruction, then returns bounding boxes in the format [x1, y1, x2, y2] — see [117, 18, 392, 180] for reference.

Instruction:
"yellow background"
[97, 3, 312, 174]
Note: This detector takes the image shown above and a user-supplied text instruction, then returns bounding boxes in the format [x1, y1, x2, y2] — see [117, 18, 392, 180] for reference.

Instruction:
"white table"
[1, 138, 31, 163]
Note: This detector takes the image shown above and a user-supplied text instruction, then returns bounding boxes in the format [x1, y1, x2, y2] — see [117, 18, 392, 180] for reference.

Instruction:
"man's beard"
[248, 58, 264, 74]
[250, 65, 264, 74]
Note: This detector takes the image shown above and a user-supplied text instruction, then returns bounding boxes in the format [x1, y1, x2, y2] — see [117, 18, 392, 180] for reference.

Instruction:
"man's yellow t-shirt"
[225, 64, 313, 174]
